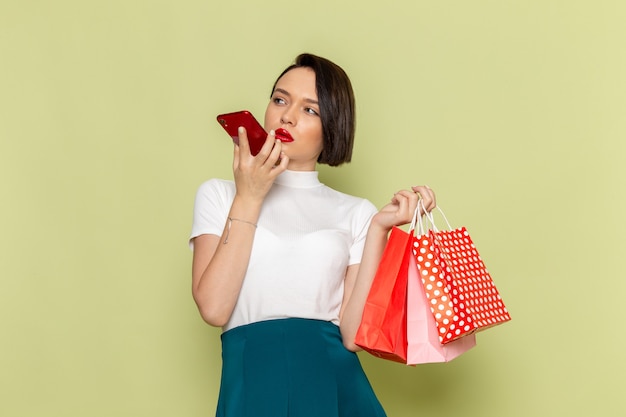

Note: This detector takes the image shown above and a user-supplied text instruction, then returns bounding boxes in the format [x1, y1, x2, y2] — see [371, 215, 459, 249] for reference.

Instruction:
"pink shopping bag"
[407, 236, 476, 365]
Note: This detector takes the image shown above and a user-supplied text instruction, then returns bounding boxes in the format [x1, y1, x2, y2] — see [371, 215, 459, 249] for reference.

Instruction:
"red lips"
[275, 128, 294, 142]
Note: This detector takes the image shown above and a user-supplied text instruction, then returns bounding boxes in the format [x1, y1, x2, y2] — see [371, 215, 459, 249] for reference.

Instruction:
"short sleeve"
[189, 179, 235, 249]
[348, 199, 377, 265]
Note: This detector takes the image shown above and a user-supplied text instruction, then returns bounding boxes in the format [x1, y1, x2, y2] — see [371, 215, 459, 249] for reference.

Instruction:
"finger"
[412, 185, 436, 212]
[392, 190, 418, 219]
[391, 190, 415, 210]
[256, 130, 281, 164]
[265, 139, 283, 168]
[273, 151, 290, 173]
[270, 137, 282, 158]
[403, 190, 420, 218]
[232, 140, 240, 171]
[237, 126, 252, 156]
[410, 187, 431, 215]
[425, 185, 437, 211]
[423, 185, 436, 211]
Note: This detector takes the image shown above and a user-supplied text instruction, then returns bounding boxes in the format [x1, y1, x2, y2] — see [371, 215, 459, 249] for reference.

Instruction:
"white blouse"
[190, 170, 377, 331]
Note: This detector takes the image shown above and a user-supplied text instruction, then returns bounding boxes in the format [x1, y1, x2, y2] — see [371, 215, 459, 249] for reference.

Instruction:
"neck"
[286, 161, 317, 171]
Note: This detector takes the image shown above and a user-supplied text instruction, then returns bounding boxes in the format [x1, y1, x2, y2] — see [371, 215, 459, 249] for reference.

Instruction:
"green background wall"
[2, 1, 624, 416]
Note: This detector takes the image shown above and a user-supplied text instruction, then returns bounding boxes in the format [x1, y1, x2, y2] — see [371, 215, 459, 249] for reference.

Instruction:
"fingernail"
[269, 129, 275, 136]
[238, 126, 244, 133]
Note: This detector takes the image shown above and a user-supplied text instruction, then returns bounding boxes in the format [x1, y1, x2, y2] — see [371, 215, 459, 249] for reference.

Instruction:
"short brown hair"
[271, 53, 356, 166]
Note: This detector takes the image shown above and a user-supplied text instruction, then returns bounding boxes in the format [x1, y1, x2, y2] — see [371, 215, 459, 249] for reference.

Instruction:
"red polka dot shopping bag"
[413, 201, 511, 344]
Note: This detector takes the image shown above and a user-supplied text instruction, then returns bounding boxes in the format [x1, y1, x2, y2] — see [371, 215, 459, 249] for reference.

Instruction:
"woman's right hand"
[233, 127, 289, 202]
[192, 128, 289, 327]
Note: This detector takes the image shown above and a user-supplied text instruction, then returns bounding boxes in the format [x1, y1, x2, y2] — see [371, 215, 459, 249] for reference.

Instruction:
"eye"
[273, 97, 286, 105]
[305, 107, 319, 116]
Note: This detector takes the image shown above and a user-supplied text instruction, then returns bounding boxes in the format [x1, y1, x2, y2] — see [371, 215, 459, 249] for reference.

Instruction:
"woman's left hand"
[372, 185, 436, 231]
[340, 185, 436, 349]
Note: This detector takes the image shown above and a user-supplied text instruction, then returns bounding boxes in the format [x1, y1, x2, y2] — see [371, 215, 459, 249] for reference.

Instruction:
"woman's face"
[264, 67, 323, 171]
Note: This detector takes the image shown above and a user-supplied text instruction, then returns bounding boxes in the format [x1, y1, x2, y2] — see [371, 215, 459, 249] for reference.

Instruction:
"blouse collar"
[274, 170, 321, 188]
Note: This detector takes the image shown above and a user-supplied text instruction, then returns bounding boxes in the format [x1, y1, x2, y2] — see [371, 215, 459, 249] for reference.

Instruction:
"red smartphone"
[216, 110, 268, 156]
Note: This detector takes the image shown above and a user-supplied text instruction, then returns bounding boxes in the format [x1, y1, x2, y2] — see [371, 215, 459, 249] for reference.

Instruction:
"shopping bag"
[354, 226, 412, 364]
[406, 244, 476, 364]
[414, 202, 511, 343]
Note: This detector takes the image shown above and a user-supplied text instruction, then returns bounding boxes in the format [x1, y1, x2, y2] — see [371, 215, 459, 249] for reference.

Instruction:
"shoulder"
[193, 178, 236, 211]
[196, 178, 235, 198]
[320, 185, 377, 218]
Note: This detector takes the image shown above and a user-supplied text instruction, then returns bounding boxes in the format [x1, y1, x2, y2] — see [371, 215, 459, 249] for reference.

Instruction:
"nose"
[280, 106, 296, 126]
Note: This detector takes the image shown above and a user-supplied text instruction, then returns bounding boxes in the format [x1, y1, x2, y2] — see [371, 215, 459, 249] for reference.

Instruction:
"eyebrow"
[273, 88, 319, 105]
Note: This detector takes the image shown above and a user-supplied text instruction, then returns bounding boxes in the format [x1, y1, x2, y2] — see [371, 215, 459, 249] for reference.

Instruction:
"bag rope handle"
[414, 199, 453, 236]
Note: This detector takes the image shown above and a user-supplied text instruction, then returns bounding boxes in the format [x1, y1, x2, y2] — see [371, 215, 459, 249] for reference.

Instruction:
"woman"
[190, 53, 436, 417]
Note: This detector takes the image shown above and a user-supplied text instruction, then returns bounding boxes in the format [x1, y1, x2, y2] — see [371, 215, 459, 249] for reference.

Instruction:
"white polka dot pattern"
[412, 227, 511, 344]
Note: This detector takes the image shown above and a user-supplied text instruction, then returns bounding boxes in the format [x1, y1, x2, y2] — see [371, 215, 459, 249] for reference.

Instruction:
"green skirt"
[216, 318, 387, 417]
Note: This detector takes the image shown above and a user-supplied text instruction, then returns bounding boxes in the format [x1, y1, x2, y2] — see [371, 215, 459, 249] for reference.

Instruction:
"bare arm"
[339, 186, 436, 351]
[191, 129, 289, 327]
